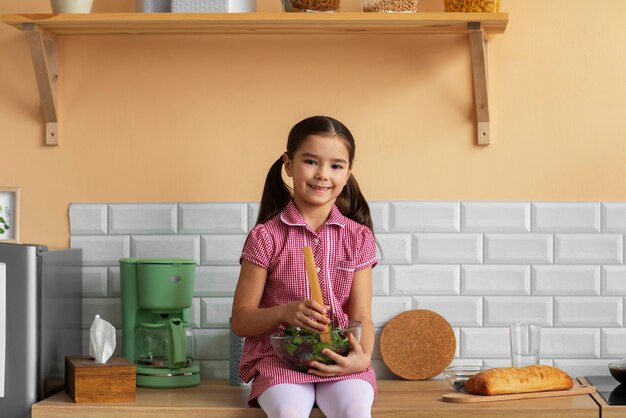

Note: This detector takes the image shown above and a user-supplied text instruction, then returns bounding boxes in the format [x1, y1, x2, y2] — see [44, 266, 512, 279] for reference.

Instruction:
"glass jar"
[362, 0, 418, 12]
[444, 0, 499, 12]
[282, 0, 341, 12]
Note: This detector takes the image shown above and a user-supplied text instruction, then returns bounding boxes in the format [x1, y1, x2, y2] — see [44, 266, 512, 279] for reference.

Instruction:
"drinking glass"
[509, 323, 541, 367]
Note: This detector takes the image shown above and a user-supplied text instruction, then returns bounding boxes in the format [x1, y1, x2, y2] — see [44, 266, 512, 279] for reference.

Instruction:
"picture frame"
[0, 187, 20, 243]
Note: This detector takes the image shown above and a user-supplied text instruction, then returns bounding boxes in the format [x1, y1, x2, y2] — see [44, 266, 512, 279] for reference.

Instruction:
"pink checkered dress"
[239, 200, 378, 405]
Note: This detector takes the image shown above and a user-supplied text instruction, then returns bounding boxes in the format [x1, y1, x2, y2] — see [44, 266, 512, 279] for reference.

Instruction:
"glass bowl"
[270, 321, 361, 372]
[444, 365, 487, 392]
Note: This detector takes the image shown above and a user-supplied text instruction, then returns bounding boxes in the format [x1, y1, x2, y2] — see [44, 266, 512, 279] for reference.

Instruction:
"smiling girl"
[231, 116, 377, 417]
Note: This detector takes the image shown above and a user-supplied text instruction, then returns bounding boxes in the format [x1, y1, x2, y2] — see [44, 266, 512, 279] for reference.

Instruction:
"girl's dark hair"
[256, 116, 373, 231]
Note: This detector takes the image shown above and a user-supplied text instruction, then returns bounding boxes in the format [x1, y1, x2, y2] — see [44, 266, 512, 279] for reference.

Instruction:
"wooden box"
[65, 356, 136, 403]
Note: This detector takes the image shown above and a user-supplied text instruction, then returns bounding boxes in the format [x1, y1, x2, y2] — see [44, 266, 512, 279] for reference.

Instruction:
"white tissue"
[89, 314, 116, 364]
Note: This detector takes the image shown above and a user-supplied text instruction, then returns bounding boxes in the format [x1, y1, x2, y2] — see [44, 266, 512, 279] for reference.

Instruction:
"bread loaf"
[465, 365, 573, 395]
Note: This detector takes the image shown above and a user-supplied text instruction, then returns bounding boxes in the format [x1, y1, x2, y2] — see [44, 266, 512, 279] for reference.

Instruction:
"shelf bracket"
[468, 22, 490, 145]
[21, 23, 59, 146]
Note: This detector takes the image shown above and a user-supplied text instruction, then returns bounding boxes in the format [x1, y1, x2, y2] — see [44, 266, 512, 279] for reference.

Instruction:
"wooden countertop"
[32, 379, 599, 418]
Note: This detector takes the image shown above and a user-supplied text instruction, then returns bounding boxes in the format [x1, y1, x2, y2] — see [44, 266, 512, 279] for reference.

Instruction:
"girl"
[231, 116, 377, 418]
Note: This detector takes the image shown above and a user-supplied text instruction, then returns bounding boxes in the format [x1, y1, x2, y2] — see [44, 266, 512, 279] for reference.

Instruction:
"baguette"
[465, 365, 573, 395]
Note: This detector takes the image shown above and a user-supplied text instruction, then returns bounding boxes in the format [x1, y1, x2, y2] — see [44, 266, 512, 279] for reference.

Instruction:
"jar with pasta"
[362, 0, 419, 12]
[282, 0, 341, 12]
[444, 0, 499, 12]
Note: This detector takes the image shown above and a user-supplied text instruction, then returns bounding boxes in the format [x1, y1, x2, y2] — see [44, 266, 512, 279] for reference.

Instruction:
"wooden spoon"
[302, 246, 332, 344]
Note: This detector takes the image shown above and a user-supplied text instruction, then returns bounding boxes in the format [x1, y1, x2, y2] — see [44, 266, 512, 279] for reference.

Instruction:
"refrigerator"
[0, 242, 82, 418]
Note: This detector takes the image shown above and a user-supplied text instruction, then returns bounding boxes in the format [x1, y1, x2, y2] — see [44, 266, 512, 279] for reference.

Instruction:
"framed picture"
[0, 187, 20, 243]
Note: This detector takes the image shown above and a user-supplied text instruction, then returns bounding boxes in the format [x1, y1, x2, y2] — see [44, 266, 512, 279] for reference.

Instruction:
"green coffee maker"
[120, 258, 201, 388]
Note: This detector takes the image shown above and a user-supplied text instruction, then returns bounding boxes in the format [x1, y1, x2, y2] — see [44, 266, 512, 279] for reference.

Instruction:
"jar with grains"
[444, 0, 499, 12]
[282, 0, 341, 12]
[362, 0, 418, 12]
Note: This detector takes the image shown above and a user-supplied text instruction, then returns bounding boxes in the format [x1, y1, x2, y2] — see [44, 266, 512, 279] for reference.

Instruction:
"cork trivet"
[380, 310, 456, 380]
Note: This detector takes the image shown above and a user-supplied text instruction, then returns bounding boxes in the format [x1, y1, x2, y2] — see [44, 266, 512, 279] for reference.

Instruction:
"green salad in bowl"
[270, 321, 361, 372]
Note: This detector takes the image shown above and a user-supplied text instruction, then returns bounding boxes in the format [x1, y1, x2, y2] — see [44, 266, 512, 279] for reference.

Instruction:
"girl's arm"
[346, 266, 374, 361]
[230, 260, 330, 337]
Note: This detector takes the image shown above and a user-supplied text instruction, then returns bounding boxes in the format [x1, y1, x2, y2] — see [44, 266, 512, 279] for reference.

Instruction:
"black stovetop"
[586, 376, 626, 405]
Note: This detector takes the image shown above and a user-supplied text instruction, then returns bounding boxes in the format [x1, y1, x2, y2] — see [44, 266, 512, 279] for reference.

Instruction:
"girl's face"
[283, 134, 352, 211]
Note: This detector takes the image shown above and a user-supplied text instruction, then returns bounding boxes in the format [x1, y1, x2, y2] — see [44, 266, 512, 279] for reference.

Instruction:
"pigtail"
[335, 174, 374, 232]
[256, 156, 293, 225]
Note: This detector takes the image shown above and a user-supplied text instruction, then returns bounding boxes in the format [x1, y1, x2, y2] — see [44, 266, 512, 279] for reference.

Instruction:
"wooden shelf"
[1, 12, 508, 145]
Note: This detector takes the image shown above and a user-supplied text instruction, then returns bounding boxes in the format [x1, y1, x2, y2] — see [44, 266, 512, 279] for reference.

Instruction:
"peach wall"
[1, 0, 626, 249]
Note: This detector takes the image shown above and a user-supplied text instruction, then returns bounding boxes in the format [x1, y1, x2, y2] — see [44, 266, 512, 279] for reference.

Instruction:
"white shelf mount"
[22, 23, 59, 146]
[468, 21, 490, 145]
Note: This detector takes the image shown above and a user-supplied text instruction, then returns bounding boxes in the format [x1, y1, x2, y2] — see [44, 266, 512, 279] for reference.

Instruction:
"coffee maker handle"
[168, 318, 187, 368]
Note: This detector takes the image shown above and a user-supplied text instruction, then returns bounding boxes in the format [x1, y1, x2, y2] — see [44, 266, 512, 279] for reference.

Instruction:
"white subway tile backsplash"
[484, 234, 553, 264]
[372, 265, 390, 296]
[414, 234, 482, 264]
[131, 235, 201, 263]
[603, 266, 626, 295]
[70, 204, 107, 235]
[461, 328, 509, 358]
[81, 267, 108, 297]
[483, 359, 554, 368]
[194, 266, 240, 297]
[82, 298, 121, 328]
[179, 203, 248, 234]
[555, 297, 623, 327]
[602, 203, 626, 232]
[541, 328, 600, 358]
[482, 359, 513, 368]
[390, 202, 460, 232]
[601, 328, 626, 358]
[372, 296, 412, 327]
[377, 234, 412, 265]
[413, 296, 482, 327]
[532, 265, 601, 296]
[461, 265, 530, 296]
[200, 360, 230, 380]
[532, 203, 601, 233]
[201, 297, 233, 328]
[247, 203, 259, 232]
[201, 235, 247, 265]
[69, 200, 626, 377]
[391, 265, 460, 295]
[555, 234, 624, 264]
[189, 298, 201, 329]
[71, 235, 130, 266]
[109, 203, 177, 234]
[484, 297, 553, 326]
[108, 266, 120, 297]
[195, 329, 230, 360]
[462, 202, 530, 232]
[369, 201, 390, 233]
[552, 359, 614, 379]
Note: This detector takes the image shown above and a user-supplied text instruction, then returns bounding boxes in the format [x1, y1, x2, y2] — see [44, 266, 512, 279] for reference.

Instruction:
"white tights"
[257, 379, 374, 418]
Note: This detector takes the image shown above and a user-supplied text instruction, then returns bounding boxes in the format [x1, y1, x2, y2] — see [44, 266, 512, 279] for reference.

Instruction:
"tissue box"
[65, 356, 136, 403]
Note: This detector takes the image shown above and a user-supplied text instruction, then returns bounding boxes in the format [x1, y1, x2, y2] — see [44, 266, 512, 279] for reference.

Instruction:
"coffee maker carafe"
[120, 258, 201, 388]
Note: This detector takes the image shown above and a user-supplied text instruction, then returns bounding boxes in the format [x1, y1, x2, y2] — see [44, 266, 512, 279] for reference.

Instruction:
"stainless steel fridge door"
[39, 247, 82, 399]
[0, 243, 82, 418]
[0, 243, 39, 418]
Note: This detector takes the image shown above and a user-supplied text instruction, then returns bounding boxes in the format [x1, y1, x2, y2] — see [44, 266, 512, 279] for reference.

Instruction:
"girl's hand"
[306, 333, 371, 377]
[283, 299, 330, 333]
